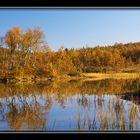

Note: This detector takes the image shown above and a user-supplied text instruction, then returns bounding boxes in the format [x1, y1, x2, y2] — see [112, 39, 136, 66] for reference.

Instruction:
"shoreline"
[0, 72, 140, 83]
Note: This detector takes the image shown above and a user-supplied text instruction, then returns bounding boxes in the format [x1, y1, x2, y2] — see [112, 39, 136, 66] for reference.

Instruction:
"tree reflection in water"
[0, 79, 139, 130]
[5, 96, 45, 130]
[0, 94, 52, 130]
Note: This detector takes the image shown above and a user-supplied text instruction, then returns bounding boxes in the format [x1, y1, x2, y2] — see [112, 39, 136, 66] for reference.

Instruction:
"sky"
[1, 9, 140, 51]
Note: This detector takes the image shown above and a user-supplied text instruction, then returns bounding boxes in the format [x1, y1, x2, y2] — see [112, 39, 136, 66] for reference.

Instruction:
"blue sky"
[0, 9, 140, 51]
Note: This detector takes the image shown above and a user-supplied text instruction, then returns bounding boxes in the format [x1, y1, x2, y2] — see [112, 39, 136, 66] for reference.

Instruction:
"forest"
[1, 26, 140, 81]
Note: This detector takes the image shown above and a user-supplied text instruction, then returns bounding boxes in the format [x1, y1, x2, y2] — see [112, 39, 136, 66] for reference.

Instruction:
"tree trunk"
[9, 49, 14, 70]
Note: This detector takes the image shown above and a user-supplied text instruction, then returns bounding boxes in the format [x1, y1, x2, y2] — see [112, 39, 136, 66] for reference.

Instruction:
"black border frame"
[0, 5, 140, 138]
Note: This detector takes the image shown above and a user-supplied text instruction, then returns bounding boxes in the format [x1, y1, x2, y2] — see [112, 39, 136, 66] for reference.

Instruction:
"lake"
[0, 78, 140, 131]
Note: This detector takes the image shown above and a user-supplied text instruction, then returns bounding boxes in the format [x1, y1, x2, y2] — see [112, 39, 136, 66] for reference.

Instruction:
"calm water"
[0, 79, 140, 131]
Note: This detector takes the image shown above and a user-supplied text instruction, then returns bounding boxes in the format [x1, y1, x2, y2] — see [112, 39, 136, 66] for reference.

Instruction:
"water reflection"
[0, 79, 140, 130]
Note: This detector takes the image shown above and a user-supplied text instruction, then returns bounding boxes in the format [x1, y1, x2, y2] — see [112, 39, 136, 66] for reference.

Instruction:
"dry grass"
[82, 72, 140, 81]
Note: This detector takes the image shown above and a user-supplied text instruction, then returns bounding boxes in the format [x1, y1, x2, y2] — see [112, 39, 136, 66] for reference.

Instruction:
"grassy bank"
[82, 72, 140, 81]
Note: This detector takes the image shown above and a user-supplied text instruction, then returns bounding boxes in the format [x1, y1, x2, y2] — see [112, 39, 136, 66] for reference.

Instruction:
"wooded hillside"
[1, 26, 140, 79]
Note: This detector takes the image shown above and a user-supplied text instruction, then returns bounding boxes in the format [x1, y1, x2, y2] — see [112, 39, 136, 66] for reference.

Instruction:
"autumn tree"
[21, 27, 46, 67]
[5, 27, 22, 70]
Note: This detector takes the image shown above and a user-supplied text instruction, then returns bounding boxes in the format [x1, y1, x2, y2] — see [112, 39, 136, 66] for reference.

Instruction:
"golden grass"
[82, 72, 140, 81]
